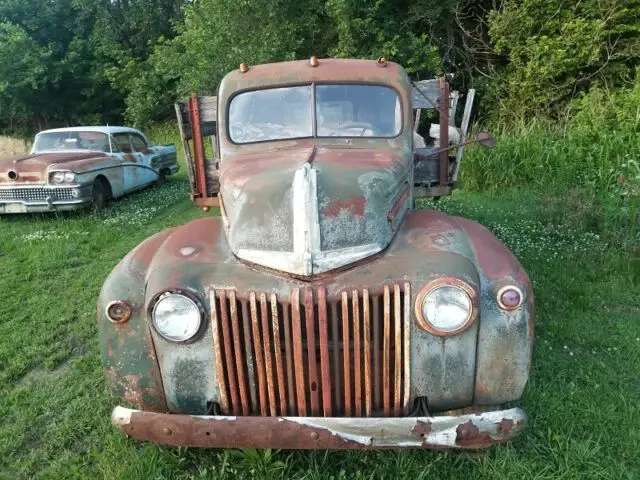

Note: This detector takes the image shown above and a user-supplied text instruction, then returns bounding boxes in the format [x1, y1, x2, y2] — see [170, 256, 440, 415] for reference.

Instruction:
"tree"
[0, 22, 50, 132]
[487, 0, 640, 121]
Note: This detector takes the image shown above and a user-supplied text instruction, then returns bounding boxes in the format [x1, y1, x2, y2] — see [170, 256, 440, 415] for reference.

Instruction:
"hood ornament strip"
[293, 163, 321, 276]
[237, 162, 382, 276]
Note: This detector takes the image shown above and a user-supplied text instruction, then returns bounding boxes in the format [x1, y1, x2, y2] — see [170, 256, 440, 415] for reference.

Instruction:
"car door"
[129, 133, 158, 185]
[113, 132, 147, 192]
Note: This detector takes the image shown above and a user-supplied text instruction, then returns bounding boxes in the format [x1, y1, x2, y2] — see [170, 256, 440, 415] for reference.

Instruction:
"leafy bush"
[486, 0, 640, 122]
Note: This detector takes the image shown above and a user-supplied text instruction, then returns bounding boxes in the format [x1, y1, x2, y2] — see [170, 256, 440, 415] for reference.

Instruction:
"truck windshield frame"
[227, 83, 403, 145]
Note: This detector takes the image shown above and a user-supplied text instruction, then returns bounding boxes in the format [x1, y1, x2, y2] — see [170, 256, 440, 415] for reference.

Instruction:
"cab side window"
[113, 133, 133, 153]
[130, 134, 148, 152]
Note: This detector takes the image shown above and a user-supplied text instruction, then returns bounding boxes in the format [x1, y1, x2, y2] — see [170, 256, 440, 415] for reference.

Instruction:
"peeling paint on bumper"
[111, 406, 526, 449]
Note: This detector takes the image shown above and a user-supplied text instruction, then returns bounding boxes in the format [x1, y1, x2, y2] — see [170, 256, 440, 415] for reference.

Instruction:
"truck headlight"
[415, 279, 477, 336]
[152, 292, 203, 342]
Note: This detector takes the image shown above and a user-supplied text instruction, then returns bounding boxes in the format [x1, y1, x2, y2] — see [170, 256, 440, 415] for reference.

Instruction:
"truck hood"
[0, 152, 101, 183]
[219, 145, 411, 276]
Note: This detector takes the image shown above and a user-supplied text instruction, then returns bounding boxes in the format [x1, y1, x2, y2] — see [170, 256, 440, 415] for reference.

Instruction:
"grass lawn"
[1, 170, 639, 479]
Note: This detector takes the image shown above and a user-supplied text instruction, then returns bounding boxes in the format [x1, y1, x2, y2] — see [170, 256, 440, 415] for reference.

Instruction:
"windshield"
[229, 84, 402, 144]
[33, 131, 111, 153]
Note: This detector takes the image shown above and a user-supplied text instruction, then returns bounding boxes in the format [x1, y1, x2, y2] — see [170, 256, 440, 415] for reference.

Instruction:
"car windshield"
[229, 84, 402, 144]
[33, 131, 111, 153]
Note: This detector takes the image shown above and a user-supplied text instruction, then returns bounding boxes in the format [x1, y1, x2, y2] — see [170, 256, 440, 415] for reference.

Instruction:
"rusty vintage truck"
[98, 58, 534, 449]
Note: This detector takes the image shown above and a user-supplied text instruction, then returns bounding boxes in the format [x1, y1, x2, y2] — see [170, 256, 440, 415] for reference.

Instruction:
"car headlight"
[51, 171, 65, 184]
[50, 171, 75, 184]
[415, 279, 477, 336]
[152, 292, 203, 342]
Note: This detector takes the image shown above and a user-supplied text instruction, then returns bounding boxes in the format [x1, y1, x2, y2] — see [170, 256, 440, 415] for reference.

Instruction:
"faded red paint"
[0, 152, 109, 183]
[324, 195, 366, 217]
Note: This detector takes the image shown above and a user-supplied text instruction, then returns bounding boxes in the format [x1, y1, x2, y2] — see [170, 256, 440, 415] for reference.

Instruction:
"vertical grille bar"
[373, 298, 380, 411]
[229, 291, 250, 416]
[240, 299, 257, 411]
[260, 293, 277, 415]
[382, 286, 391, 416]
[270, 293, 287, 416]
[249, 293, 268, 416]
[219, 290, 240, 414]
[318, 288, 332, 417]
[403, 282, 411, 415]
[363, 289, 372, 417]
[331, 301, 342, 412]
[210, 290, 229, 412]
[352, 290, 362, 417]
[282, 305, 296, 413]
[393, 284, 402, 416]
[304, 288, 320, 415]
[341, 292, 352, 416]
[291, 288, 307, 416]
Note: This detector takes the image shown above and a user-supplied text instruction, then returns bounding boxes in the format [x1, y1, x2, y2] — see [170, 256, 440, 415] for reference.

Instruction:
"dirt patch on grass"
[15, 361, 72, 387]
[0, 135, 29, 157]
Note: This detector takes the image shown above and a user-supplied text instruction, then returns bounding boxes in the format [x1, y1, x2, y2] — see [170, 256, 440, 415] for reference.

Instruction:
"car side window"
[130, 134, 148, 152]
[108, 136, 121, 153]
[113, 133, 133, 153]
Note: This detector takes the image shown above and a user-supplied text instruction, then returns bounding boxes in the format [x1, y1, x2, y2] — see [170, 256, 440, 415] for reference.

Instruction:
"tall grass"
[461, 78, 640, 278]
[0, 135, 29, 157]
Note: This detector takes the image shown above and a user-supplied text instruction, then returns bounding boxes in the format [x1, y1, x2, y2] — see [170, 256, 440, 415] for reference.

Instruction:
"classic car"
[99, 58, 534, 450]
[0, 126, 178, 214]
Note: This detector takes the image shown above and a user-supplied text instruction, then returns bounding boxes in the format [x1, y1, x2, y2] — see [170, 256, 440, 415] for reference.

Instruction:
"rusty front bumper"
[112, 406, 526, 449]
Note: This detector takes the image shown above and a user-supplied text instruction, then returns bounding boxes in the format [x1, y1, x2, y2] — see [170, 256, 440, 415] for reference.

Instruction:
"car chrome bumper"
[111, 406, 526, 449]
[0, 199, 90, 214]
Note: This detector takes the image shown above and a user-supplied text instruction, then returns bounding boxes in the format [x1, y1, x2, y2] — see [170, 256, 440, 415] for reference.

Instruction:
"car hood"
[0, 152, 103, 183]
[219, 145, 412, 276]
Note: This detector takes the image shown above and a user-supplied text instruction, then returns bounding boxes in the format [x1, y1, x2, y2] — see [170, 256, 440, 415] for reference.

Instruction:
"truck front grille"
[0, 187, 75, 202]
[210, 284, 411, 417]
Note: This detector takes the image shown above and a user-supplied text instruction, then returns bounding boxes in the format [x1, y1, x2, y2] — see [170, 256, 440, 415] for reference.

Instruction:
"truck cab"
[99, 58, 534, 449]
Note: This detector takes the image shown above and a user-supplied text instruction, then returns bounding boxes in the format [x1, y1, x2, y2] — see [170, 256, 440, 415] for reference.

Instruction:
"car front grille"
[210, 284, 411, 417]
[0, 187, 75, 202]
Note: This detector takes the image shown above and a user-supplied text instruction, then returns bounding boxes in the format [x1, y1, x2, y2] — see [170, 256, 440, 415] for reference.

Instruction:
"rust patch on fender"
[323, 195, 366, 217]
[122, 374, 144, 405]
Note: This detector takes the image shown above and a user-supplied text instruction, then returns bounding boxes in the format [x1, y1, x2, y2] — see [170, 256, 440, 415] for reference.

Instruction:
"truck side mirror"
[476, 132, 496, 149]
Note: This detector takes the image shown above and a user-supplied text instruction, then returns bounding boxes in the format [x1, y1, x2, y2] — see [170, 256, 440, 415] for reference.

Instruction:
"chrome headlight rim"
[149, 289, 205, 344]
[414, 278, 478, 336]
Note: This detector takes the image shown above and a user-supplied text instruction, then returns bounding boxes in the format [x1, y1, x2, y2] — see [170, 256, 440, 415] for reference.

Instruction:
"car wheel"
[91, 180, 109, 210]
[156, 169, 168, 185]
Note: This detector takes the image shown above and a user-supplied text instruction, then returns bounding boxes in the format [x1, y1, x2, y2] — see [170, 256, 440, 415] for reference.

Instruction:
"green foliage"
[326, 0, 441, 76]
[122, 0, 333, 125]
[461, 71, 640, 271]
[0, 22, 50, 132]
[0, 0, 187, 134]
[487, 0, 640, 121]
[0, 0, 638, 134]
